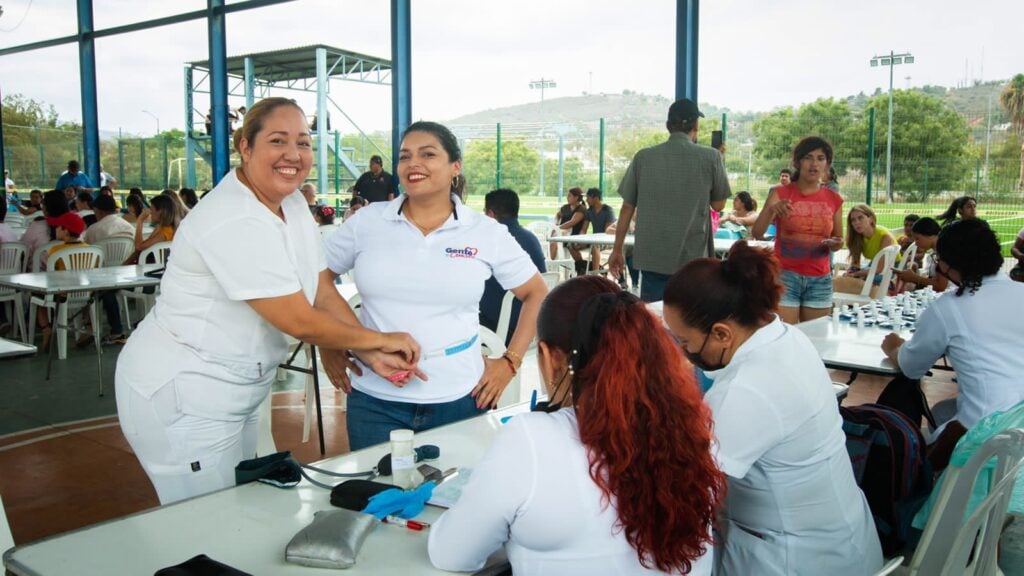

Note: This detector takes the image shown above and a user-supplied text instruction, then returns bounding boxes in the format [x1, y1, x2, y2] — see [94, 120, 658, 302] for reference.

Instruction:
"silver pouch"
[285, 509, 378, 569]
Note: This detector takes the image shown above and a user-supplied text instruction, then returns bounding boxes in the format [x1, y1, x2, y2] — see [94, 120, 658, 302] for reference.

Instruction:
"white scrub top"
[898, 274, 1024, 428]
[325, 195, 537, 403]
[429, 409, 712, 575]
[703, 317, 882, 576]
[119, 169, 325, 405]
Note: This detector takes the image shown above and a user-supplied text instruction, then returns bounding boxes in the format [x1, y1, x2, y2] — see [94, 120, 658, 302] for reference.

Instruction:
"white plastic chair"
[0, 242, 28, 342]
[0, 492, 14, 557]
[31, 240, 63, 272]
[120, 241, 171, 329]
[546, 258, 576, 281]
[540, 270, 561, 290]
[5, 211, 25, 230]
[892, 243, 919, 293]
[479, 325, 521, 409]
[526, 220, 557, 238]
[833, 244, 900, 307]
[93, 237, 135, 268]
[27, 245, 104, 359]
[904, 428, 1024, 575]
[495, 291, 517, 347]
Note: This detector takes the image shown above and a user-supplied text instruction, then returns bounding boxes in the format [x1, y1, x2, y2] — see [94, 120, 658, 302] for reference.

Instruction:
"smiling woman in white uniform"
[662, 243, 882, 576]
[323, 121, 548, 450]
[115, 98, 420, 504]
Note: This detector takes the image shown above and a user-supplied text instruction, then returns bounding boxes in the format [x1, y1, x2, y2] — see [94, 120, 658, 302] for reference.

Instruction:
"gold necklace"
[405, 205, 452, 234]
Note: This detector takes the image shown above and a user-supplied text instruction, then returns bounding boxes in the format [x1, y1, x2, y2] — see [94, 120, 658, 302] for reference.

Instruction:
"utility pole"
[870, 51, 914, 202]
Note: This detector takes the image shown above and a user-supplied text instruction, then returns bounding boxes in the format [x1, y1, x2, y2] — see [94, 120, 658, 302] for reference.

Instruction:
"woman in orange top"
[125, 194, 179, 264]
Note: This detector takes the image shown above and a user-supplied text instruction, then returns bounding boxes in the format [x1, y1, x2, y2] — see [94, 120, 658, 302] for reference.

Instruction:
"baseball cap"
[94, 195, 117, 212]
[667, 98, 704, 123]
[47, 212, 86, 237]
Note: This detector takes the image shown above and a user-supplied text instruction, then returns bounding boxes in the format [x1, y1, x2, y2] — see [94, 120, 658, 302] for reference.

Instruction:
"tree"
[461, 139, 539, 196]
[999, 73, 1024, 189]
[541, 156, 593, 197]
[751, 98, 859, 179]
[849, 90, 971, 202]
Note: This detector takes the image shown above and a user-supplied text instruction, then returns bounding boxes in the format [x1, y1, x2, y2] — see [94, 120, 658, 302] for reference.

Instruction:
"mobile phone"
[711, 130, 723, 150]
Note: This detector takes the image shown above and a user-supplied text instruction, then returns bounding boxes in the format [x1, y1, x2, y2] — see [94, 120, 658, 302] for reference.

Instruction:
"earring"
[451, 175, 460, 191]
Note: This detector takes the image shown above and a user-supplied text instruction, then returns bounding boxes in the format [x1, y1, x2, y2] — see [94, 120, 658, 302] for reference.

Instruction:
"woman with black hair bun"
[936, 195, 977, 227]
[882, 219, 1024, 463]
[663, 241, 882, 576]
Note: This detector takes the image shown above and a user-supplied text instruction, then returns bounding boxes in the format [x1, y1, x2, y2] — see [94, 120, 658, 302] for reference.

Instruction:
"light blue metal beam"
[675, 0, 699, 102]
[208, 0, 230, 184]
[244, 56, 255, 110]
[184, 66, 197, 187]
[78, 0, 101, 186]
[316, 47, 328, 196]
[391, 0, 411, 187]
[0, 0, 296, 58]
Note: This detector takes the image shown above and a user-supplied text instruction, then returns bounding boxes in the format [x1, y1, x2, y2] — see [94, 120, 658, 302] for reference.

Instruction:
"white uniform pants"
[116, 375, 269, 505]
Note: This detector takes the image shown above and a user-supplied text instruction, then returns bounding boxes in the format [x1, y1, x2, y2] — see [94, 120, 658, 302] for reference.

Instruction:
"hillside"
[444, 80, 1015, 127]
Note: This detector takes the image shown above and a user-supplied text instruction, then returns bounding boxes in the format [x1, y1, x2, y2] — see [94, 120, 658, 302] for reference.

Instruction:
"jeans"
[346, 388, 486, 451]
[639, 270, 672, 302]
[100, 291, 124, 334]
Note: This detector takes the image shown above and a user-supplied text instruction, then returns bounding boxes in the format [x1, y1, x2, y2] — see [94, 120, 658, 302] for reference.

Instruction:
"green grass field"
[457, 194, 1023, 256]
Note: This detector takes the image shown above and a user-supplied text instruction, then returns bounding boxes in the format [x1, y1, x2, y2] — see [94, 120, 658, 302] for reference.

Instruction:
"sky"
[0, 0, 1021, 136]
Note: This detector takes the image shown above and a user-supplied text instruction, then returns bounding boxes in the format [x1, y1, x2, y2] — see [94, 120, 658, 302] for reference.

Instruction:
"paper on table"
[426, 468, 473, 508]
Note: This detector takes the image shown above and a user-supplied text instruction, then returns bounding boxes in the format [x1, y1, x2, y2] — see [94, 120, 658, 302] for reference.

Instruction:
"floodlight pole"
[530, 79, 556, 196]
[870, 50, 913, 202]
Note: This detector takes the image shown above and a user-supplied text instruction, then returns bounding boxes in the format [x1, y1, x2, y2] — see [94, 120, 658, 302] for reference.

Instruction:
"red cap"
[47, 212, 87, 237]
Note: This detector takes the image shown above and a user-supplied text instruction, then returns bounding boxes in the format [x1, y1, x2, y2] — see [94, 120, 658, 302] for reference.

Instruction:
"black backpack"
[840, 403, 934, 556]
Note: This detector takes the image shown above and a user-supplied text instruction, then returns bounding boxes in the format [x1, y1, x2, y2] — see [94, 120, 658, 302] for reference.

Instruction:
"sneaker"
[102, 333, 128, 345]
[75, 334, 95, 348]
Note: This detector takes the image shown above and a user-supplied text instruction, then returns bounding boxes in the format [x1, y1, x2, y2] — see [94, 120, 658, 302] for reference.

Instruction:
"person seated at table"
[1010, 224, 1024, 283]
[16, 189, 44, 219]
[554, 186, 588, 275]
[892, 217, 948, 293]
[662, 242, 882, 575]
[160, 188, 191, 219]
[882, 219, 1024, 468]
[752, 136, 844, 324]
[897, 213, 918, 252]
[342, 196, 366, 221]
[429, 276, 724, 575]
[936, 195, 977, 227]
[178, 188, 199, 210]
[124, 194, 179, 264]
[834, 203, 895, 297]
[479, 188, 546, 345]
[35, 212, 90, 352]
[74, 191, 97, 228]
[312, 205, 337, 241]
[21, 189, 69, 264]
[122, 190, 146, 225]
[721, 191, 758, 235]
[582, 187, 616, 272]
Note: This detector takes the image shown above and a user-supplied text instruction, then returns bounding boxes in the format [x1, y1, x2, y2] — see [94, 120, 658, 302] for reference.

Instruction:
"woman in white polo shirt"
[116, 98, 419, 505]
[662, 242, 882, 576]
[324, 121, 548, 450]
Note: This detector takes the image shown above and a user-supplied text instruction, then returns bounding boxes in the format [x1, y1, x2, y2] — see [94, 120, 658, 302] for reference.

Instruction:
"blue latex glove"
[361, 481, 436, 519]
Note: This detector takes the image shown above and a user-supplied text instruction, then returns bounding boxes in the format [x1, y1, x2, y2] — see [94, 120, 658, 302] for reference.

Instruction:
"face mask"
[533, 368, 571, 413]
[684, 332, 728, 372]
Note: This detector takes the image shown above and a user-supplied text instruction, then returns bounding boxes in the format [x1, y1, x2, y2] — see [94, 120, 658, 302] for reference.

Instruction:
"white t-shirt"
[703, 317, 881, 576]
[83, 213, 135, 244]
[120, 169, 325, 401]
[899, 274, 1024, 428]
[428, 409, 712, 575]
[325, 195, 537, 403]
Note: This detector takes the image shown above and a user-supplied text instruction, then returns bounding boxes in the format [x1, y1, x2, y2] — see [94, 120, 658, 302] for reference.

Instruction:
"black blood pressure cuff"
[330, 479, 394, 511]
[235, 451, 302, 488]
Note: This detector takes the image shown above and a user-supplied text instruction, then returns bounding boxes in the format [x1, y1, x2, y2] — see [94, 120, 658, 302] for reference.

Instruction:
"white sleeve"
[428, 416, 535, 571]
[897, 305, 950, 379]
[199, 217, 302, 301]
[709, 385, 785, 479]
[324, 211, 357, 275]
[490, 223, 539, 291]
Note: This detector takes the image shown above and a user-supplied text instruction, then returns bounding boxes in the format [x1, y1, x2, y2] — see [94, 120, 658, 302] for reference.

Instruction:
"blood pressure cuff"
[330, 479, 394, 511]
[235, 451, 301, 488]
[285, 509, 378, 569]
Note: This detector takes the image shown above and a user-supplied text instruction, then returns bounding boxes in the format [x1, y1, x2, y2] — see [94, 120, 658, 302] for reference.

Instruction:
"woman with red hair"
[429, 276, 724, 575]
[662, 242, 881, 575]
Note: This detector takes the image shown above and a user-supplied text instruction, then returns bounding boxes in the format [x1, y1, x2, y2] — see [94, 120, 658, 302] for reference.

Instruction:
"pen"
[384, 515, 430, 531]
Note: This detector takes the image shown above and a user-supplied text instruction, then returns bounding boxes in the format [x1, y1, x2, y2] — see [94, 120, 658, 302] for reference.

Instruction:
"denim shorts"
[779, 269, 833, 309]
[346, 388, 486, 451]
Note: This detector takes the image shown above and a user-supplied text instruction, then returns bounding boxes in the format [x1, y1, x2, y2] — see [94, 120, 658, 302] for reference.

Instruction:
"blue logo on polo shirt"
[446, 246, 479, 259]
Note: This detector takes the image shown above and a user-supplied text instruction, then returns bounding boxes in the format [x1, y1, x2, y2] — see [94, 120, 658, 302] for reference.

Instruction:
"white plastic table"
[0, 337, 36, 359]
[3, 403, 530, 576]
[549, 233, 773, 258]
[795, 315, 913, 384]
[0, 264, 162, 395]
